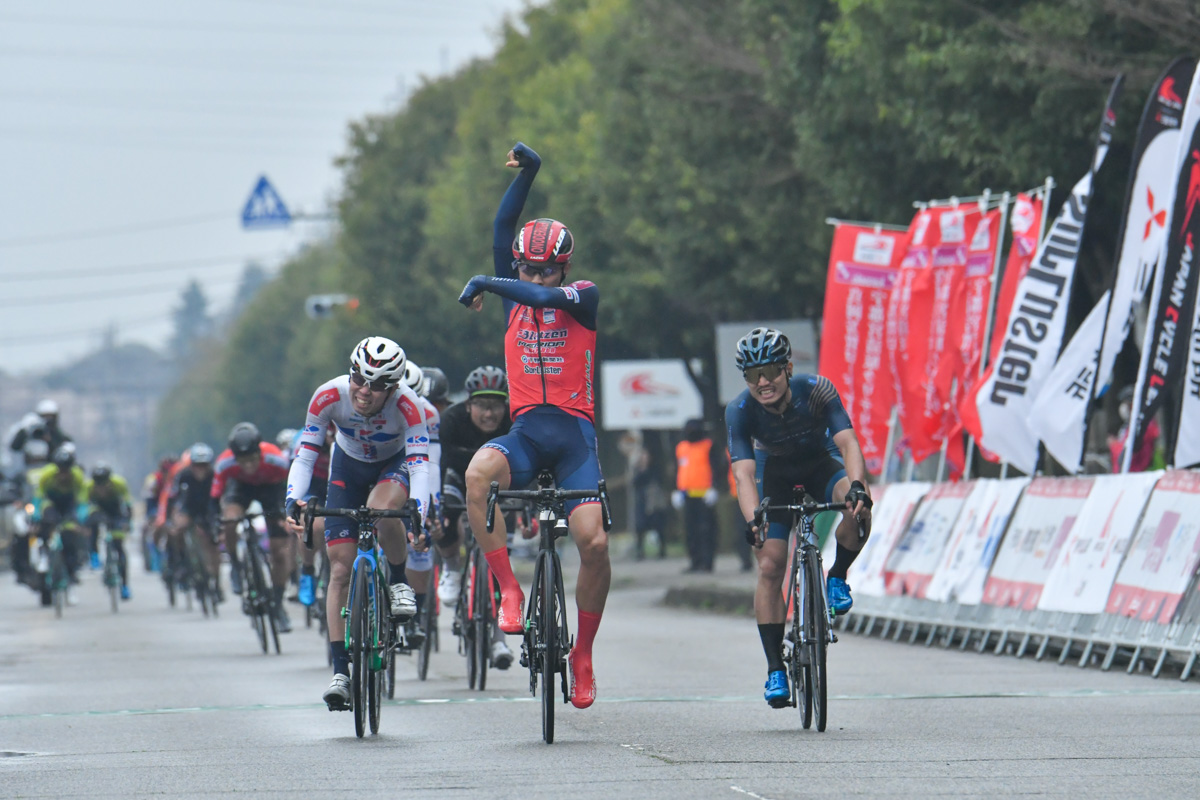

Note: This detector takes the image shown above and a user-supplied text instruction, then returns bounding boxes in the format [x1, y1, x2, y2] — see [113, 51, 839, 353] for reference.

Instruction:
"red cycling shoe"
[568, 649, 596, 709]
[496, 588, 525, 634]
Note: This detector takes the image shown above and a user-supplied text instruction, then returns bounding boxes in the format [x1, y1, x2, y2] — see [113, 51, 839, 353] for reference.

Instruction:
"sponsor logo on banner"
[834, 261, 897, 289]
[852, 232, 896, 266]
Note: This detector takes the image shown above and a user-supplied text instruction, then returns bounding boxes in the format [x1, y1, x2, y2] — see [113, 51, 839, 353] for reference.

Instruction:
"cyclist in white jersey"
[399, 361, 442, 623]
[283, 336, 431, 710]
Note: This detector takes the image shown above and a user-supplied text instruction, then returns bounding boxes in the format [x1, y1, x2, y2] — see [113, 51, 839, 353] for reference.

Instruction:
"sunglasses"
[470, 397, 507, 414]
[743, 363, 786, 384]
[349, 371, 396, 392]
[513, 259, 562, 279]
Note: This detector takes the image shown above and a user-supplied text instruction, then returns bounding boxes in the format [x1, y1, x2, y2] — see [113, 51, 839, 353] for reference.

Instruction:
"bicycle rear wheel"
[350, 566, 370, 738]
[417, 575, 435, 681]
[806, 552, 829, 732]
[540, 552, 558, 744]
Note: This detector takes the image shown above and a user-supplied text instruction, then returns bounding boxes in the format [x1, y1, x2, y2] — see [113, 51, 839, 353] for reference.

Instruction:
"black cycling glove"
[845, 480, 873, 511]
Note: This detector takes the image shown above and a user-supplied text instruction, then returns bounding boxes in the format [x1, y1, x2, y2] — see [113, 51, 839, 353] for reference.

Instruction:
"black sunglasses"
[513, 259, 562, 279]
[743, 363, 786, 384]
[349, 370, 396, 392]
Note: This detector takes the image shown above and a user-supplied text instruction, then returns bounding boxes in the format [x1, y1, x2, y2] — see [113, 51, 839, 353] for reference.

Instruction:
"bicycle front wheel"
[475, 552, 491, 691]
[350, 565, 370, 738]
[368, 572, 385, 734]
[417, 577, 435, 681]
[106, 542, 120, 613]
[540, 552, 558, 744]
[805, 552, 829, 732]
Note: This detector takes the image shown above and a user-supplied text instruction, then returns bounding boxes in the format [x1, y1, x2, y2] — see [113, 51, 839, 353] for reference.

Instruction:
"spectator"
[673, 418, 718, 572]
[1108, 386, 1161, 472]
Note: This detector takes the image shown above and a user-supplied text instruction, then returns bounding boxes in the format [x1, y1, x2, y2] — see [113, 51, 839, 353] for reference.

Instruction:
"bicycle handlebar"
[754, 496, 847, 530]
[485, 479, 612, 533]
[303, 501, 422, 548]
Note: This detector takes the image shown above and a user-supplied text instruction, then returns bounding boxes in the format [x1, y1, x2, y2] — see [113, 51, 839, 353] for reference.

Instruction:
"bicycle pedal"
[830, 633, 838, 644]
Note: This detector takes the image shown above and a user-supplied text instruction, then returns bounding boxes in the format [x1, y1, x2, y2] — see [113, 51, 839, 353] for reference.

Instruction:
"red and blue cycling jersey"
[458, 143, 599, 423]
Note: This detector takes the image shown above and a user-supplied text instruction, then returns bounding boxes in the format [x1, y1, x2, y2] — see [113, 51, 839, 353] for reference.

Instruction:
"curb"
[662, 585, 755, 616]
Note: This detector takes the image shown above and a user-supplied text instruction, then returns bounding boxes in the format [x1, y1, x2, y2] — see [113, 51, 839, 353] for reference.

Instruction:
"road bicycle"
[486, 471, 611, 744]
[447, 496, 529, 691]
[755, 487, 851, 732]
[304, 500, 421, 738]
[225, 512, 279, 654]
[98, 517, 126, 613]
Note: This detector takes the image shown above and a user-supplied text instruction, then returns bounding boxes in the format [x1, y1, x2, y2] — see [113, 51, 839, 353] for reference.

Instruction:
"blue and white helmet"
[734, 327, 791, 370]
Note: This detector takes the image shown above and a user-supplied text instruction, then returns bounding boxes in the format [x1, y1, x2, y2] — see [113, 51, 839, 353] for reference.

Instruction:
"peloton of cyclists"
[725, 327, 873, 709]
[457, 141, 607, 709]
[283, 336, 432, 711]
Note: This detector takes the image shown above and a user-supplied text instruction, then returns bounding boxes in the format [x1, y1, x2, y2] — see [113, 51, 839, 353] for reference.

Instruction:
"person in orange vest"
[673, 418, 719, 572]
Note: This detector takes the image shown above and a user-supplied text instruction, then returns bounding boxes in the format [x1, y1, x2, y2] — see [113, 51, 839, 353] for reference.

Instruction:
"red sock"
[575, 610, 602, 657]
[484, 547, 521, 597]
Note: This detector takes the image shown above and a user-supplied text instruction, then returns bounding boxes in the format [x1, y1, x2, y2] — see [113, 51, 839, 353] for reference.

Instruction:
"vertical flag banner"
[960, 193, 1044, 456]
[1029, 292, 1109, 470]
[818, 223, 907, 475]
[887, 207, 982, 463]
[1099, 57, 1197, 391]
[1176, 269, 1200, 467]
[1131, 61, 1200, 467]
[1031, 58, 1197, 472]
[973, 76, 1124, 474]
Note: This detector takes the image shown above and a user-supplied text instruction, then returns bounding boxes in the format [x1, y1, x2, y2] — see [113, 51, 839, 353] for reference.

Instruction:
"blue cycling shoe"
[827, 576, 853, 615]
[120, 585, 132, 601]
[298, 573, 315, 606]
[90, 552, 101, 570]
[764, 670, 790, 708]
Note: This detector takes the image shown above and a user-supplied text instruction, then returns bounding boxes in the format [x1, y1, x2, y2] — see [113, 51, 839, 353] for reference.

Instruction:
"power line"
[0, 10, 466, 37]
[0, 277, 246, 309]
[0, 129, 326, 158]
[0, 213, 233, 249]
[0, 312, 174, 345]
[1, 253, 278, 282]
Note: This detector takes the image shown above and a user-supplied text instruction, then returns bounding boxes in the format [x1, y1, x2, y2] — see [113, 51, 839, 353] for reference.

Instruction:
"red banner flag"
[960, 193, 1045, 457]
[886, 207, 984, 464]
[817, 223, 906, 476]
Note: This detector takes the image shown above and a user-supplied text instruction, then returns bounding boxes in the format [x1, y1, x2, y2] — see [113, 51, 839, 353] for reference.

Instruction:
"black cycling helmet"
[421, 367, 450, 404]
[92, 463, 112, 482]
[228, 422, 262, 457]
[465, 365, 508, 398]
[734, 327, 791, 370]
[52, 442, 77, 470]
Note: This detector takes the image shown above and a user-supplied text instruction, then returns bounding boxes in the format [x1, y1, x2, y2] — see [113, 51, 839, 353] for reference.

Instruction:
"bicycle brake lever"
[302, 503, 316, 550]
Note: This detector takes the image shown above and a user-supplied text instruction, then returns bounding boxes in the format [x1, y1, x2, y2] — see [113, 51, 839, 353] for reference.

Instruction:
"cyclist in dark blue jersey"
[725, 327, 873, 709]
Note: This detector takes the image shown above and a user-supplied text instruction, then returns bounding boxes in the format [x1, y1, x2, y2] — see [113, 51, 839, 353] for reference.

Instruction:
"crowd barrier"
[832, 469, 1200, 680]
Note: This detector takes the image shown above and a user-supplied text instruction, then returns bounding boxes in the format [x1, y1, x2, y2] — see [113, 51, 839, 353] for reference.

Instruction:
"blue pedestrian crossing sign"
[241, 175, 292, 228]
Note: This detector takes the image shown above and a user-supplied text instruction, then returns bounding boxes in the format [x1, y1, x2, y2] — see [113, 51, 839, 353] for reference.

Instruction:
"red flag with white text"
[817, 223, 907, 476]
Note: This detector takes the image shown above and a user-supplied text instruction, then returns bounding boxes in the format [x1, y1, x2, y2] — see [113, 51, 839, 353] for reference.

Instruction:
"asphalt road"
[3, 555, 1199, 799]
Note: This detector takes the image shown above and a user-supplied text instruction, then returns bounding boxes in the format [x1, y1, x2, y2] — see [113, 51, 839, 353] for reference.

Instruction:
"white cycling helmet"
[274, 428, 298, 450]
[36, 399, 59, 416]
[401, 361, 425, 393]
[350, 336, 406, 386]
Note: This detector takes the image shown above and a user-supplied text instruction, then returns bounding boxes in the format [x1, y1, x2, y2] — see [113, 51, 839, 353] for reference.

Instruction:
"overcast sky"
[0, 0, 527, 375]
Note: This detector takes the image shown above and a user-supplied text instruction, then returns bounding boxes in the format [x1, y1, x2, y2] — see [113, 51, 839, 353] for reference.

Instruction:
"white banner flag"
[1028, 291, 1109, 472]
[1175, 295, 1200, 467]
[974, 77, 1122, 473]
